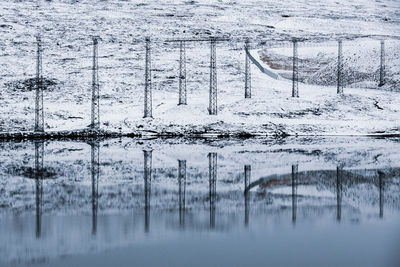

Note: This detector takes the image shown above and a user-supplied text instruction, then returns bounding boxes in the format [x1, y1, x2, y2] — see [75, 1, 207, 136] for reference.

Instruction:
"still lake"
[0, 137, 399, 267]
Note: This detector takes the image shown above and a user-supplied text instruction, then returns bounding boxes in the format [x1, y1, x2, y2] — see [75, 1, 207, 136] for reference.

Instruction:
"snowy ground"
[0, 0, 399, 136]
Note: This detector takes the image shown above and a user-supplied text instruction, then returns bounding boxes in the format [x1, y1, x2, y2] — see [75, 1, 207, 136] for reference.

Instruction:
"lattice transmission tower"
[91, 37, 100, 129]
[292, 39, 299, 98]
[178, 41, 187, 105]
[337, 40, 344, 94]
[165, 37, 228, 115]
[379, 40, 385, 87]
[209, 38, 218, 115]
[144, 38, 153, 118]
[35, 35, 44, 132]
[244, 39, 251, 98]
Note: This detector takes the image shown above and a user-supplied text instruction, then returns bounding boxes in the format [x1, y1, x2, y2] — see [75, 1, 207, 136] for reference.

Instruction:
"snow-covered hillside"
[261, 39, 400, 91]
[0, 0, 399, 136]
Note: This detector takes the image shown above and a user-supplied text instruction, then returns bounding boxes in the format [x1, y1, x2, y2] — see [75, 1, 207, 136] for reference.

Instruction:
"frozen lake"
[0, 137, 399, 267]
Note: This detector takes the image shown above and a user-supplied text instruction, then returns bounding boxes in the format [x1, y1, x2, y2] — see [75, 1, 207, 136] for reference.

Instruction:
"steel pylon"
[144, 37, 153, 118]
[178, 41, 187, 105]
[209, 38, 217, 115]
[35, 35, 44, 132]
[91, 37, 100, 129]
[292, 39, 299, 98]
[244, 39, 251, 98]
[379, 40, 385, 87]
[337, 40, 344, 94]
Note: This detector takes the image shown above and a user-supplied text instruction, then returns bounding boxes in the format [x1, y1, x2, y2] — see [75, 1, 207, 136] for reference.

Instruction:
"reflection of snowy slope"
[1, 138, 400, 213]
[1, 138, 400, 265]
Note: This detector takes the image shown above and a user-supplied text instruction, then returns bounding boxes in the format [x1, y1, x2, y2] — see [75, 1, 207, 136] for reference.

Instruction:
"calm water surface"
[0, 137, 399, 267]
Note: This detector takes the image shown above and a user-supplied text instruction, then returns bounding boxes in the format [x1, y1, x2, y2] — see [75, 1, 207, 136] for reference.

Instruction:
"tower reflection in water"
[208, 153, 217, 229]
[2, 139, 394, 267]
[244, 165, 251, 227]
[34, 141, 44, 239]
[291, 164, 298, 225]
[27, 145, 388, 238]
[144, 150, 152, 233]
[178, 160, 186, 228]
[337, 166, 343, 222]
[90, 141, 100, 236]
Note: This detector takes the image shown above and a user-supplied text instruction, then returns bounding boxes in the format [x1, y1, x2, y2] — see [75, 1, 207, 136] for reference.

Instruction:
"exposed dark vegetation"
[5, 77, 59, 92]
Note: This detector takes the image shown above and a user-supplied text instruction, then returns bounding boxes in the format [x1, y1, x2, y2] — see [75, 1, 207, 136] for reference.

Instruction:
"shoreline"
[1, 128, 399, 141]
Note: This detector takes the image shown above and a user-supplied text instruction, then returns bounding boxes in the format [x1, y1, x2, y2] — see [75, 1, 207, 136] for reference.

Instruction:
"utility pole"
[144, 37, 153, 118]
[91, 37, 100, 129]
[178, 41, 187, 105]
[244, 39, 251, 99]
[35, 35, 44, 132]
[379, 40, 385, 87]
[292, 39, 299, 98]
[337, 39, 344, 94]
[209, 38, 218, 115]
